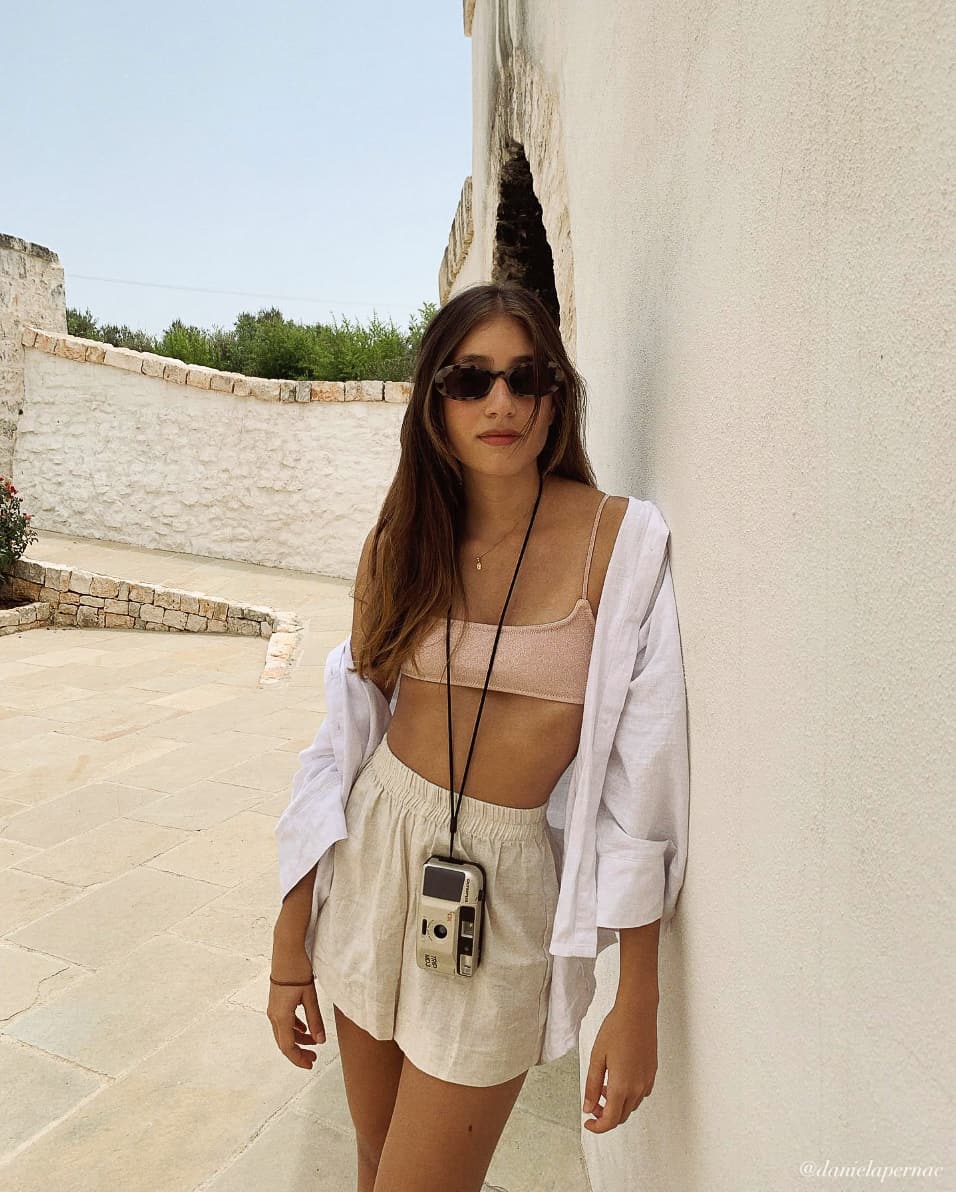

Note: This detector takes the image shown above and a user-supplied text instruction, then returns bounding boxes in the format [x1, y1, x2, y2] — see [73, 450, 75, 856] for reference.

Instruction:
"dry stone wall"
[0, 235, 67, 476]
[3, 557, 303, 686]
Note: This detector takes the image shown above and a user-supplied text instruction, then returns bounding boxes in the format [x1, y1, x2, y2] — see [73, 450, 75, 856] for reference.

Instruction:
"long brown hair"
[351, 281, 597, 689]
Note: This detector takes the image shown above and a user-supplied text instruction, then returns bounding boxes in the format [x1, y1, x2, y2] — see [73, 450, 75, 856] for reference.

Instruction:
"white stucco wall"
[15, 347, 406, 580]
[456, 2, 953, 1189]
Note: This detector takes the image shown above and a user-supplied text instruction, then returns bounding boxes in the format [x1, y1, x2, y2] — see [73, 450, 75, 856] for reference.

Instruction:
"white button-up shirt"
[276, 495, 690, 1062]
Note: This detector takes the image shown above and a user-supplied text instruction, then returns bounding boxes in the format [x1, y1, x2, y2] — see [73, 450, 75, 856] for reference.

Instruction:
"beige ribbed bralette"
[399, 493, 611, 705]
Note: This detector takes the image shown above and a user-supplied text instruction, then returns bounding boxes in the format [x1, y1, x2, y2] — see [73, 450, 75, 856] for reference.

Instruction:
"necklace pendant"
[476, 558, 482, 571]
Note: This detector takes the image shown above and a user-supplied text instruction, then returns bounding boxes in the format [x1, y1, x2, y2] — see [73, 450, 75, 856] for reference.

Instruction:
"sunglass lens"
[445, 365, 491, 399]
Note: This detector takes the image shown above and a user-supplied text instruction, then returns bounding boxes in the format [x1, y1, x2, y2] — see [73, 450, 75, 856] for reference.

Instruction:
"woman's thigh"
[334, 1005, 405, 1165]
[374, 1054, 528, 1192]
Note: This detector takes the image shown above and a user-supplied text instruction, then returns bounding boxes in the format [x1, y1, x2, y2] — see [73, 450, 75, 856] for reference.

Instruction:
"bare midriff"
[383, 480, 627, 811]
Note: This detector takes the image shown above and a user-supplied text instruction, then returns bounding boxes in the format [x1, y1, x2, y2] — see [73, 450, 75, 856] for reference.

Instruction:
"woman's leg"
[334, 1005, 406, 1192]
[373, 1055, 528, 1192]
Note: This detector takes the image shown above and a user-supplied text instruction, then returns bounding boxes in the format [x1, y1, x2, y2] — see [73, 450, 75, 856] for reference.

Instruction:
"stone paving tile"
[7, 866, 225, 968]
[0, 940, 76, 1020]
[11, 817, 189, 886]
[145, 808, 279, 888]
[5, 933, 261, 1078]
[202, 1105, 356, 1192]
[127, 778, 269, 832]
[212, 748, 301, 794]
[113, 729, 289, 793]
[0, 868, 83, 935]
[0, 1001, 313, 1192]
[1, 780, 173, 847]
[0, 1036, 104, 1159]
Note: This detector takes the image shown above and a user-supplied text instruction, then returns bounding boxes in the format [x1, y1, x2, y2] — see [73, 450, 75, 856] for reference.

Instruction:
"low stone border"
[21, 327, 412, 405]
[2, 558, 304, 687]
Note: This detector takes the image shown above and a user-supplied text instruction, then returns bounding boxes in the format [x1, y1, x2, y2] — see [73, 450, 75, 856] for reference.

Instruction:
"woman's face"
[440, 314, 555, 479]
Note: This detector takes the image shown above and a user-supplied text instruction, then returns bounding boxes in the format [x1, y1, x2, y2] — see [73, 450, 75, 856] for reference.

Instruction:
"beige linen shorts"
[311, 731, 560, 1087]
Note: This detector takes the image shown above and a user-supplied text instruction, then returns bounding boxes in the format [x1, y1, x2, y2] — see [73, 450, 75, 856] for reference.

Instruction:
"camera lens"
[433, 923, 447, 939]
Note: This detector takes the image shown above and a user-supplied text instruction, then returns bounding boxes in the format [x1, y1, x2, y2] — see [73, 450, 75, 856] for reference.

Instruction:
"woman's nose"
[486, 374, 517, 407]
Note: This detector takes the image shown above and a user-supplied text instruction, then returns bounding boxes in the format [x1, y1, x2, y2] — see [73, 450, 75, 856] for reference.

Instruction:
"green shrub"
[65, 301, 437, 383]
[0, 477, 38, 597]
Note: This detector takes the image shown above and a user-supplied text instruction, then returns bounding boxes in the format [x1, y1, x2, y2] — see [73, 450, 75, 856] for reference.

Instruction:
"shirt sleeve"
[594, 550, 690, 933]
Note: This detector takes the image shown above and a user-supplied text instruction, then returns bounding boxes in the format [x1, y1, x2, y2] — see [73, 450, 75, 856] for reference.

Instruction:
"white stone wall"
[456, 3, 953, 1190]
[14, 333, 410, 580]
[0, 235, 66, 476]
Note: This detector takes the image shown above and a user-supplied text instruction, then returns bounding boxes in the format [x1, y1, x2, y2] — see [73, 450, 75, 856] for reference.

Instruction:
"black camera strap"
[444, 470, 544, 861]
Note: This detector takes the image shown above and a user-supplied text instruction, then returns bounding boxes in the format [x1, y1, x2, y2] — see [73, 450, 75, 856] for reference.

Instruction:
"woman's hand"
[267, 933, 327, 1070]
[582, 994, 658, 1133]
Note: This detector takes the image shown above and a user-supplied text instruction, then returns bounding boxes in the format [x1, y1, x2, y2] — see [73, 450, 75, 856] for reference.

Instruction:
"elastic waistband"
[365, 733, 549, 844]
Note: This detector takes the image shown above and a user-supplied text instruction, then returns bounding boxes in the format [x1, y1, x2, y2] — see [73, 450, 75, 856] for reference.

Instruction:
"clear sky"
[2, 1, 473, 337]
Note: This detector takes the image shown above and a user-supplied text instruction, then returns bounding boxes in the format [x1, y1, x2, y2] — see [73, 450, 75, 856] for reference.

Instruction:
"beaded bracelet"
[269, 973, 315, 986]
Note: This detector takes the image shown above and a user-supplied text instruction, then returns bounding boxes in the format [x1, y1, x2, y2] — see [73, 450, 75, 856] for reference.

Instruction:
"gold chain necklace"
[472, 504, 534, 571]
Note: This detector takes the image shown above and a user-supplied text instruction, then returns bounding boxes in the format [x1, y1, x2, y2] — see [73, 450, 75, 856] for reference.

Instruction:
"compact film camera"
[415, 855, 485, 977]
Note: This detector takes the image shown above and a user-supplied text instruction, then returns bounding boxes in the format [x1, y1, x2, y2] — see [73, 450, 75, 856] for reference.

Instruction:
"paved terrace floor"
[0, 530, 588, 1192]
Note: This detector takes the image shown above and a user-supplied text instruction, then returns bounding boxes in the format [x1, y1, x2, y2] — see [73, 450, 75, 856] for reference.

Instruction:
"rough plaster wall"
[0, 235, 66, 476]
[462, 2, 954, 1189]
[16, 350, 404, 580]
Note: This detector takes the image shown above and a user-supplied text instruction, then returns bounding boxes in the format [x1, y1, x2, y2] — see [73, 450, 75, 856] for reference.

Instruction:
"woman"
[269, 282, 690, 1192]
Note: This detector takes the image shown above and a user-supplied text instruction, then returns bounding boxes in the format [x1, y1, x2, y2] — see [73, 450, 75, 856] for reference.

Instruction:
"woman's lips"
[479, 433, 518, 445]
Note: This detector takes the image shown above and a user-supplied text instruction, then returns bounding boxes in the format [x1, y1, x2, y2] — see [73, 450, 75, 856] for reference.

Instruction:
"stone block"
[139, 604, 164, 624]
[142, 621, 169, 631]
[90, 575, 120, 598]
[295, 380, 311, 403]
[39, 585, 60, 603]
[247, 377, 281, 401]
[163, 361, 188, 384]
[226, 617, 259, 637]
[84, 343, 106, 364]
[17, 603, 38, 624]
[69, 569, 94, 595]
[205, 618, 227, 633]
[118, 581, 130, 600]
[179, 593, 200, 615]
[47, 566, 72, 591]
[278, 380, 296, 403]
[9, 578, 41, 600]
[58, 590, 79, 606]
[104, 346, 145, 373]
[54, 607, 77, 626]
[104, 598, 130, 615]
[140, 352, 169, 378]
[13, 558, 44, 583]
[129, 583, 154, 604]
[35, 602, 52, 621]
[79, 595, 106, 608]
[185, 613, 207, 632]
[20, 327, 37, 348]
[33, 330, 58, 352]
[185, 366, 215, 390]
[153, 588, 181, 611]
[310, 381, 346, 402]
[209, 370, 241, 393]
[345, 380, 384, 402]
[104, 612, 135, 628]
[384, 381, 413, 403]
[128, 601, 141, 617]
[54, 336, 88, 362]
[231, 375, 252, 397]
[198, 597, 228, 621]
[76, 605, 99, 627]
[259, 621, 272, 638]
[162, 608, 188, 630]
